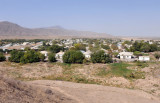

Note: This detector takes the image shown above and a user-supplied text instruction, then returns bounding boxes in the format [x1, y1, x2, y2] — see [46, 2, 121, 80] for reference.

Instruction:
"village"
[0, 38, 160, 102]
[1, 0, 160, 102]
[0, 38, 160, 63]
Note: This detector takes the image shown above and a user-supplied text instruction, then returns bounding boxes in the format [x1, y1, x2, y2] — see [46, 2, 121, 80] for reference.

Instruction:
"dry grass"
[0, 75, 76, 103]
[0, 61, 160, 97]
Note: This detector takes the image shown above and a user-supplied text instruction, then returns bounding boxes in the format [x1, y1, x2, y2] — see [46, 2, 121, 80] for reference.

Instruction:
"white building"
[119, 52, 133, 60]
[56, 51, 64, 59]
[83, 51, 91, 59]
[80, 50, 91, 59]
[40, 51, 48, 57]
[139, 56, 150, 61]
[22, 42, 29, 46]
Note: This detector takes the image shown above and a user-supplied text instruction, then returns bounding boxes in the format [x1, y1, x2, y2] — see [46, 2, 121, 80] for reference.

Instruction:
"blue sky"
[0, 0, 160, 37]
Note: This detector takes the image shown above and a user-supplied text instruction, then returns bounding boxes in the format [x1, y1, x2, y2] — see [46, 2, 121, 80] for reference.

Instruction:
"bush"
[63, 50, 85, 64]
[48, 45, 63, 53]
[74, 43, 86, 51]
[101, 44, 110, 50]
[39, 53, 45, 62]
[130, 41, 158, 52]
[136, 61, 148, 68]
[20, 50, 41, 63]
[134, 51, 143, 57]
[0, 53, 6, 62]
[48, 53, 56, 62]
[91, 50, 113, 63]
[9, 50, 24, 63]
[9, 50, 44, 64]
[154, 53, 160, 59]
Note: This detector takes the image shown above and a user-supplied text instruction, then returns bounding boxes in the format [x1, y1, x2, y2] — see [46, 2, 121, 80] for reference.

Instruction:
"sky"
[0, 0, 160, 37]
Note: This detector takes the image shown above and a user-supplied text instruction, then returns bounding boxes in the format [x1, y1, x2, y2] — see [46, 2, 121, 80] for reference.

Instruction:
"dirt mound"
[29, 80, 160, 103]
[0, 76, 76, 103]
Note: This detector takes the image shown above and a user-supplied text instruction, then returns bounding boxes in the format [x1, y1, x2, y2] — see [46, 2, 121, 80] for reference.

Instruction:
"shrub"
[48, 53, 56, 62]
[9, 50, 24, 63]
[133, 51, 143, 57]
[0, 53, 6, 62]
[63, 50, 85, 64]
[101, 44, 110, 50]
[74, 43, 86, 51]
[48, 44, 63, 53]
[39, 53, 45, 62]
[91, 50, 113, 63]
[130, 41, 158, 52]
[136, 61, 148, 68]
[154, 53, 160, 59]
[20, 50, 41, 63]
[9, 50, 44, 64]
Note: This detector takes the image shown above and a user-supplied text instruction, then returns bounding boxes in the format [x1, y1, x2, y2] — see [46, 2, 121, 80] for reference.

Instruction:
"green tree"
[63, 50, 85, 63]
[0, 53, 6, 62]
[150, 44, 158, 52]
[130, 41, 158, 52]
[9, 50, 24, 63]
[24, 47, 31, 51]
[20, 50, 41, 63]
[154, 53, 160, 59]
[48, 44, 63, 53]
[48, 53, 56, 62]
[74, 43, 86, 51]
[101, 44, 110, 50]
[140, 43, 150, 52]
[39, 53, 45, 61]
[91, 50, 113, 63]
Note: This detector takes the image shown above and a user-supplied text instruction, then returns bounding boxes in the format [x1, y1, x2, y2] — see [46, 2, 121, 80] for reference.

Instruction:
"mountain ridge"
[0, 21, 113, 38]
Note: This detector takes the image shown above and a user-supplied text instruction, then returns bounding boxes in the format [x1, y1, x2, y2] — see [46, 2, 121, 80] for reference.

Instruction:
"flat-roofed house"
[40, 51, 48, 57]
[56, 51, 65, 63]
[56, 51, 64, 59]
[139, 56, 150, 61]
[119, 52, 134, 60]
[83, 51, 91, 59]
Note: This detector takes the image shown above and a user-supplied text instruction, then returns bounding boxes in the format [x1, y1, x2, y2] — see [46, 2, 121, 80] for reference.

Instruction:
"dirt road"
[29, 80, 160, 103]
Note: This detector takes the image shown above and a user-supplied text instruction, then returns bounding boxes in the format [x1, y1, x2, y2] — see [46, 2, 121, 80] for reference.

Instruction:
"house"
[83, 51, 91, 59]
[22, 42, 29, 46]
[80, 50, 91, 59]
[56, 51, 65, 63]
[139, 56, 150, 61]
[118, 52, 134, 60]
[117, 43, 122, 49]
[55, 51, 64, 59]
[40, 51, 48, 57]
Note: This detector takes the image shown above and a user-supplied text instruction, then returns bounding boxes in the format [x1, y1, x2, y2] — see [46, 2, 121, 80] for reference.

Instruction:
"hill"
[0, 76, 76, 103]
[0, 21, 113, 38]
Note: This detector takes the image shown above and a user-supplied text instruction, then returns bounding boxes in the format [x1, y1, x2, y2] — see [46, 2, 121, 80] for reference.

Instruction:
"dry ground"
[28, 80, 160, 103]
[0, 61, 160, 103]
[0, 76, 76, 103]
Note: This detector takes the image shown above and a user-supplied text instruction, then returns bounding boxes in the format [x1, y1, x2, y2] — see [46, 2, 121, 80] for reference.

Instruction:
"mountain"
[0, 21, 113, 38]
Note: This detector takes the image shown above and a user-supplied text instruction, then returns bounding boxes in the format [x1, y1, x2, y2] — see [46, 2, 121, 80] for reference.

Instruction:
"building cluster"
[1, 38, 159, 63]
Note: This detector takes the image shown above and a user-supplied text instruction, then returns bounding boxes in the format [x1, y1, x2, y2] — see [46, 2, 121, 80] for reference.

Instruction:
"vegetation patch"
[109, 63, 132, 78]
[136, 61, 149, 68]
[97, 67, 109, 77]
[96, 63, 145, 80]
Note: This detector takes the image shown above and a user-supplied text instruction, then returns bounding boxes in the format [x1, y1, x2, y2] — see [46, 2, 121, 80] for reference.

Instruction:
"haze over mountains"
[0, 21, 112, 38]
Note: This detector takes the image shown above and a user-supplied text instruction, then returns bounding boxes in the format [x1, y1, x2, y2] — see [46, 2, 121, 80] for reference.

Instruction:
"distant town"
[0, 38, 160, 64]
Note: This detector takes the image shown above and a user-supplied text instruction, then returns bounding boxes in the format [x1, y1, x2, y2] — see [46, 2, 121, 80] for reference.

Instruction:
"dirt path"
[28, 80, 160, 103]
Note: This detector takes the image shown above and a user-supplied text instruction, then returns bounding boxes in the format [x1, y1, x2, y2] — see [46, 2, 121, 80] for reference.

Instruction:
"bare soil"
[0, 76, 76, 103]
[28, 80, 160, 103]
[0, 62, 160, 103]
